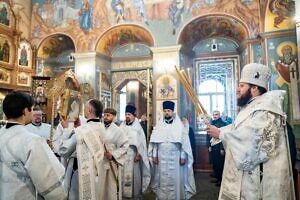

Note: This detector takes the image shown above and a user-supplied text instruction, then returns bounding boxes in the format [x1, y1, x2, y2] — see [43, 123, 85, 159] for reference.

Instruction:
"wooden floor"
[142, 171, 220, 200]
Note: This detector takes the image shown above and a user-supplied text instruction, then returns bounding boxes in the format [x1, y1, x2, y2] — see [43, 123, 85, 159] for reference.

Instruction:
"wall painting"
[156, 74, 177, 100]
[17, 72, 31, 86]
[266, 37, 300, 124]
[0, 69, 10, 84]
[0, 2, 10, 27]
[18, 41, 32, 67]
[0, 35, 10, 63]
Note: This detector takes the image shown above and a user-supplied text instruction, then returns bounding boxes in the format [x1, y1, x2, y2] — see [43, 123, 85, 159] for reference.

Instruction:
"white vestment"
[148, 115, 196, 200]
[120, 118, 151, 198]
[98, 122, 129, 200]
[0, 124, 66, 200]
[26, 122, 51, 140]
[55, 123, 81, 200]
[56, 120, 128, 200]
[218, 90, 295, 200]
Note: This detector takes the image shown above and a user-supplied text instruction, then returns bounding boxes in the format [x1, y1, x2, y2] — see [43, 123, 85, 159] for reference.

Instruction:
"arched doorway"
[178, 14, 249, 171]
[95, 24, 154, 140]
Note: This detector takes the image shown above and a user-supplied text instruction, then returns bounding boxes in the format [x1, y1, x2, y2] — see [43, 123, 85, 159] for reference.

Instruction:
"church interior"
[0, 0, 300, 198]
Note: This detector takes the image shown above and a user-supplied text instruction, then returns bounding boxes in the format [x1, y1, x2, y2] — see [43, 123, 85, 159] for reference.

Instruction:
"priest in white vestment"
[148, 100, 196, 200]
[208, 63, 295, 200]
[100, 108, 129, 200]
[120, 104, 151, 199]
[26, 106, 51, 140]
[0, 91, 66, 200]
[56, 99, 106, 200]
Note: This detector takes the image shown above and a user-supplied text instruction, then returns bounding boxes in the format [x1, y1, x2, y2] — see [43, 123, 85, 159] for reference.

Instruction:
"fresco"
[0, 35, 10, 63]
[37, 35, 75, 59]
[179, 16, 248, 49]
[96, 25, 154, 56]
[265, 0, 295, 32]
[30, 0, 260, 52]
[32, 0, 95, 31]
[0, 2, 10, 27]
[266, 36, 300, 123]
[189, 0, 259, 37]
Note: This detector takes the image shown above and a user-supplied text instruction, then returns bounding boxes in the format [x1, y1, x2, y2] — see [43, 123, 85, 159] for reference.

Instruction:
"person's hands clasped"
[105, 151, 113, 160]
[134, 153, 141, 162]
[179, 158, 186, 166]
[152, 157, 158, 165]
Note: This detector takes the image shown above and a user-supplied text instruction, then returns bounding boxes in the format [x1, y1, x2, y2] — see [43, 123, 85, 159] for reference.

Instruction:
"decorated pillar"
[150, 45, 181, 124]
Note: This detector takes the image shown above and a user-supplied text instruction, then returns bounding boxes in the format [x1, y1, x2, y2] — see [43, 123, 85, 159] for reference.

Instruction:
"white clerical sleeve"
[56, 129, 76, 158]
[24, 137, 66, 199]
[220, 111, 276, 171]
[111, 128, 129, 165]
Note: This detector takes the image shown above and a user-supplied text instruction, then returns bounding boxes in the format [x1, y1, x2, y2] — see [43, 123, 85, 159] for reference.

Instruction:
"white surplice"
[120, 118, 151, 198]
[98, 122, 129, 200]
[26, 122, 51, 140]
[148, 115, 196, 200]
[218, 90, 295, 200]
[0, 125, 66, 200]
[56, 120, 129, 200]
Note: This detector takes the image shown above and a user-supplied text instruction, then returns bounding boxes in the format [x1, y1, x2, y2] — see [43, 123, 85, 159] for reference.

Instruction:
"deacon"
[207, 63, 295, 199]
[120, 104, 151, 199]
[26, 105, 51, 140]
[56, 99, 104, 200]
[0, 91, 66, 200]
[99, 108, 129, 199]
[148, 100, 196, 199]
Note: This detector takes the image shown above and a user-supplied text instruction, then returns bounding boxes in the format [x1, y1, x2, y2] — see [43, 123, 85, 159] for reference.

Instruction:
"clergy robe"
[98, 122, 129, 200]
[54, 123, 78, 200]
[218, 90, 295, 200]
[26, 122, 51, 140]
[148, 115, 196, 200]
[120, 118, 151, 198]
[0, 124, 66, 200]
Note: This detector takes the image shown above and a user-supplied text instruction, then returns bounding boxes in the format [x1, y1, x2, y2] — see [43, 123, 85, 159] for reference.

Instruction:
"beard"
[164, 115, 172, 120]
[237, 88, 252, 107]
[125, 117, 132, 123]
[104, 120, 112, 125]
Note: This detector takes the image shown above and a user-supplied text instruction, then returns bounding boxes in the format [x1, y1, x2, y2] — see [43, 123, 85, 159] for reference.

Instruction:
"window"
[196, 60, 235, 131]
[198, 79, 225, 115]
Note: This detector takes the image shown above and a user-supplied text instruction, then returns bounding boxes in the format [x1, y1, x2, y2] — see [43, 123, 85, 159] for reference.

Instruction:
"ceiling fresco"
[30, 0, 261, 52]
[265, 0, 295, 32]
[179, 15, 249, 49]
[96, 25, 154, 56]
[37, 34, 75, 59]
